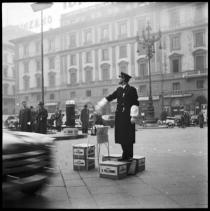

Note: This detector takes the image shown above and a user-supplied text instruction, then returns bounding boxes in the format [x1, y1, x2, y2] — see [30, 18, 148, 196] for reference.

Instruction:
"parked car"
[165, 116, 175, 127]
[190, 115, 199, 126]
[174, 115, 182, 127]
[102, 114, 115, 128]
[4, 115, 19, 130]
[2, 129, 55, 195]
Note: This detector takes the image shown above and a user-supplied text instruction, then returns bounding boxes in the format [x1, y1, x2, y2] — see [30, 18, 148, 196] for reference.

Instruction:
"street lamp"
[136, 22, 161, 123]
[31, 2, 53, 104]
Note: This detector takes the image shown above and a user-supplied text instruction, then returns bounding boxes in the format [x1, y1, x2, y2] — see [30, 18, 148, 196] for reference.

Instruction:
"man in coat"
[80, 105, 89, 134]
[198, 110, 204, 128]
[95, 72, 139, 161]
[19, 101, 32, 132]
[54, 108, 63, 132]
[36, 101, 48, 134]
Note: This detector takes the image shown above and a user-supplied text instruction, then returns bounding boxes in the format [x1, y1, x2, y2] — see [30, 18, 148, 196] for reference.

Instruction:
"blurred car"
[190, 115, 199, 126]
[165, 116, 175, 127]
[102, 114, 115, 128]
[3, 129, 55, 195]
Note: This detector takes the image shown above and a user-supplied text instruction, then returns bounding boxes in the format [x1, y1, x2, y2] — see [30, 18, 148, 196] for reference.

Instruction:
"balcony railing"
[182, 68, 208, 79]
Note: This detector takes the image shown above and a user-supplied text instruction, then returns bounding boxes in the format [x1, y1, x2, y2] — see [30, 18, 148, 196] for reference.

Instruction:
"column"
[130, 43, 135, 77]
[79, 52, 83, 83]
[95, 49, 99, 81]
[112, 46, 117, 79]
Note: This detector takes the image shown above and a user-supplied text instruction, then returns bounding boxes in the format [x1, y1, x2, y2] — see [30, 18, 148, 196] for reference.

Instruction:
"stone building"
[11, 2, 208, 118]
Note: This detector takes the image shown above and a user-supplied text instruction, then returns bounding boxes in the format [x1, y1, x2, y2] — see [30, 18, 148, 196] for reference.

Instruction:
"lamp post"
[136, 22, 161, 123]
[31, 3, 53, 104]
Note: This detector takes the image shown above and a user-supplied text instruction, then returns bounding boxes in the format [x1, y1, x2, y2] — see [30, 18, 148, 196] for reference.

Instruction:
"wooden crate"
[99, 161, 127, 179]
[73, 158, 95, 171]
[73, 143, 95, 159]
[133, 156, 145, 173]
[102, 154, 122, 162]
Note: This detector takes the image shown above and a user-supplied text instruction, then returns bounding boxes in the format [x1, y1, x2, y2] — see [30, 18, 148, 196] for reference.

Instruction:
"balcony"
[182, 69, 208, 79]
[163, 90, 193, 98]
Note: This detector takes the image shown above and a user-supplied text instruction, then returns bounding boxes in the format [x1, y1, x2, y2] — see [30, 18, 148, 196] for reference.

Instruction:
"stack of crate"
[73, 143, 95, 171]
[100, 154, 145, 179]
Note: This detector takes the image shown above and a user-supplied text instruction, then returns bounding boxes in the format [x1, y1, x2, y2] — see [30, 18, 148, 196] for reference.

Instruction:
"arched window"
[23, 75, 30, 90]
[169, 53, 182, 73]
[84, 66, 93, 83]
[35, 73, 41, 88]
[3, 83, 9, 95]
[119, 61, 128, 74]
[101, 63, 110, 80]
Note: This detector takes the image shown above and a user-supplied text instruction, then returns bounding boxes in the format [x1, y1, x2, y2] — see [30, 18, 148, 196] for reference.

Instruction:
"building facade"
[11, 2, 208, 118]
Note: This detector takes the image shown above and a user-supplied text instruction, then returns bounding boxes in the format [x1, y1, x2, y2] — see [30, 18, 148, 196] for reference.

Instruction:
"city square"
[2, 2, 208, 209]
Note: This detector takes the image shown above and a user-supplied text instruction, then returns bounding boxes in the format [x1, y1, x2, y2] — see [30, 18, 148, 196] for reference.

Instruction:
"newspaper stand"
[87, 125, 110, 172]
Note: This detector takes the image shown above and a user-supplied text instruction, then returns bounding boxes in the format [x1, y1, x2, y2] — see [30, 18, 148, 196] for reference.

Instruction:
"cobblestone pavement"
[3, 126, 208, 208]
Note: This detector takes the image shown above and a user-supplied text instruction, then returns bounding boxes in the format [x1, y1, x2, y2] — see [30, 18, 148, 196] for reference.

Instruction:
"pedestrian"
[198, 110, 204, 128]
[95, 72, 139, 161]
[30, 106, 37, 132]
[80, 104, 89, 134]
[19, 101, 32, 132]
[55, 108, 62, 132]
[36, 101, 48, 134]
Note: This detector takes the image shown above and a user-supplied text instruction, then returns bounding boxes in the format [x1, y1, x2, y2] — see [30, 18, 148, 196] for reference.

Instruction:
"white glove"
[130, 105, 139, 117]
[27, 122, 31, 125]
[95, 98, 108, 113]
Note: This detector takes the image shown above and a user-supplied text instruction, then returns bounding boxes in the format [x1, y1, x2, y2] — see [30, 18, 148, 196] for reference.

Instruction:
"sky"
[2, 2, 102, 33]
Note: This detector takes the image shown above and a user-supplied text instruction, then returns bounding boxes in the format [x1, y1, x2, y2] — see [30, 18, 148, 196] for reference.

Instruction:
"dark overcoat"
[80, 108, 89, 129]
[36, 107, 48, 134]
[106, 84, 139, 144]
[19, 107, 32, 132]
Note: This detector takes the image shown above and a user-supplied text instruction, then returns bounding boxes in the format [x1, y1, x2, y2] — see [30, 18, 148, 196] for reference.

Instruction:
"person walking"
[19, 101, 32, 132]
[198, 110, 204, 128]
[95, 72, 139, 161]
[55, 108, 63, 132]
[36, 102, 48, 134]
[80, 105, 89, 134]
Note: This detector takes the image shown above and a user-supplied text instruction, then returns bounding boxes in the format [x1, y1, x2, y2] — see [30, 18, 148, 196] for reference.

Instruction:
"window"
[24, 61, 29, 73]
[86, 90, 91, 97]
[139, 85, 146, 94]
[169, 10, 180, 27]
[119, 61, 128, 74]
[86, 51, 92, 63]
[50, 93, 55, 100]
[195, 54, 205, 71]
[194, 4, 205, 23]
[3, 84, 9, 95]
[12, 85, 15, 95]
[102, 88, 108, 96]
[196, 80, 204, 89]
[36, 76, 41, 88]
[84, 29, 92, 43]
[138, 60, 148, 77]
[3, 66, 8, 77]
[102, 49, 109, 61]
[25, 96, 29, 101]
[170, 34, 180, 51]
[49, 57, 55, 69]
[48, 38, 55, 51]
[102, 66, 110, 80]
[70, 71, 77, 84]
[35, 40, 41, 53]
[119, 22, 127, 38]
[172, 82, 180, 91]
[23, 44, 29, 56]
[37, 94, 41, 101]
[170, 54, 182, 73]
[85, 68, 92, 83]
[23, 76, 29, 90]
[36, 59, 41, 71]
[137, 17, 146, 34]
[49, 73, 55, 87]
[101, 26, 109, 41]
[194, 31, 205, 47]
[119, 45, 127, 58]
[69, 33, 76, 47]
[70, 91, 76, 98]
[12, 67, 15, 77]
[70, 54, 76, 66]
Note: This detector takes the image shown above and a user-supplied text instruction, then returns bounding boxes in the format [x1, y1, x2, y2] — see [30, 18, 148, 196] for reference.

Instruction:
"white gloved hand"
[27, 122, 31, 125]
[95, 98, 108, 114]
[130, 105, 139, 117]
